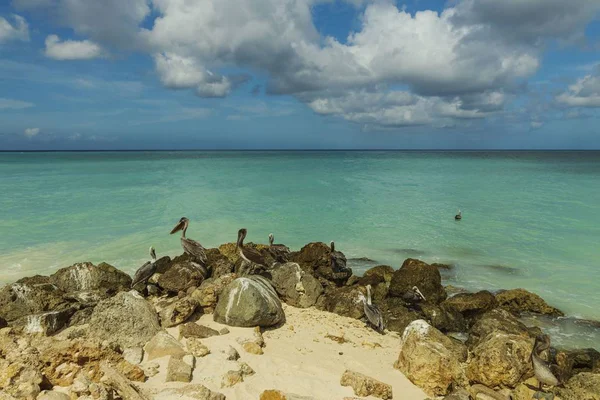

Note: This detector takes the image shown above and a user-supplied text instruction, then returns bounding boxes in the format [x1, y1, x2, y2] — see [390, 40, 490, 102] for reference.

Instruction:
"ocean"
[1, 151, 599, 348]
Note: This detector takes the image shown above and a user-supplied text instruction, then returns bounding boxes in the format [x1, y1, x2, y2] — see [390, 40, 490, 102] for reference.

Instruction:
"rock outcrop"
[467, 309, 535, 348]
[495, 288, 563, 317]
[270, 262, 323, 308]
[51, 262, 131, 298]
[554, 372, 600, 400]
[315, 285, 365, 319]
[190, 273, 238, 313]
[388, 259, 446, 304]
[290, 242, 351, 286]
[340, 370, 393, 400]
[442, 290, 497, 322]
[158, 254, 207, 293]
[158, 297, 198, 328]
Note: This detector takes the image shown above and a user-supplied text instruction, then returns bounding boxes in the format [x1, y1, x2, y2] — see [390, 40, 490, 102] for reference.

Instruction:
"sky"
[0, 0, 599, 150]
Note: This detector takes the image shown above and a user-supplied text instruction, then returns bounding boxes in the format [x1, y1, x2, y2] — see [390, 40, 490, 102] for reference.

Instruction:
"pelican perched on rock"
[131, 246, 157, 288]
[268, 233, 289, 251]
[362, 285, 385, 333]
[237, 228, 267, 267]
[532, 335, 559, 391]
[170, 217, 207, 265]
[455, 210, 462, 220]
[403, 285, 426, 305]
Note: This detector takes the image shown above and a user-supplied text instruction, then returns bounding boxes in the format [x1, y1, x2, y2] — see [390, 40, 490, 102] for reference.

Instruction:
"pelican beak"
[416, 288, 426, 301]
[170, 220, 185, 234]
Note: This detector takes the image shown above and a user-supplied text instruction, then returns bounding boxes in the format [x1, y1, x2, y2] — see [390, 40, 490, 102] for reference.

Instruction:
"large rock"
[290, 242, 351, 286]
[158, 254, 207, 293]
[14, 308, 75, 335]
[466, 331, 534, 388]
[382, 298, 420, 334]
[340, 370, 393, 400]
[554, 348, 600, 382]
[270, 263, 323, 308]
[0, 279, 71, 323]
[88, 291, 160, 348]
[50, 262, 131, 298]
[190, 273, 238, 312]
[495, 288, 563, 317]
[166, 356, 193, 382]
[315, 285, 366, 319]
[179, 323, 220, 339]
[442, 291, 497, 322]
[213, 276, 284, 327]
[467, 309, 535, 348]
[205, 249, 235, 279]
[554, 372, 600, 400]
[362, 265, 395, 284]
[155, 385, 225, 400]
[388, 259, 446, 304]
[395, 320, 467, 397]
[158, 297, 198, 328]
[144, 331, 187, 360]
[420, 303, 467, 333]
[0, 359, 43, 399]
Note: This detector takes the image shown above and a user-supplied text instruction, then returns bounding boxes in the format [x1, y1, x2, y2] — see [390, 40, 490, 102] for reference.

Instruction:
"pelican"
[532, 335, 559, 391]
[455, 210, 462, 220]
[170, 217, 207, 264]
[131, 246, 157, 288]
[362, 285, 385, 333]
[330, 241, 335, 252]
[330, 241, 341, 271]
[269, 233, 274, 246]
[237, 228, 267, 267]
[403, 285, 426, 304]
[268, 233, 289, 252]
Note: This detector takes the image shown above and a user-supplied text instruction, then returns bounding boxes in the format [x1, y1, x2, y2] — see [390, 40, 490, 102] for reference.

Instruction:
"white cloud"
[556, 69, 600, 108]
[0, 14, 29, 43]
[24, 127, 40, 137]
[45, 34, 104, 60]
[0, 98, 33, 109]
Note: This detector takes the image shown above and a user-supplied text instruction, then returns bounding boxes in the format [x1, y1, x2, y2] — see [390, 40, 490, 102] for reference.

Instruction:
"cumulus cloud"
[556, 67, 600, 108]
[0, 14, 29, 43]
[45, 34, 104, 60]
[0, 98, 33, 109]
[24, 127, 40, 137]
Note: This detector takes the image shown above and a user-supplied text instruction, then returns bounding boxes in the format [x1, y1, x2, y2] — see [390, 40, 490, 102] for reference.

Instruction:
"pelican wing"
[131, 261, 157, 288]
[364, 302, 385, 332]
[182, 237, 207, 265]
[241, 246, 267, 267]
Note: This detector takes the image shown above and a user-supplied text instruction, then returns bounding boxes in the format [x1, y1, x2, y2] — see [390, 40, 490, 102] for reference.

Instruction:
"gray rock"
[186, 338, 210, 357]
[122, 347, 143, 365]
[315, 285, 366, 319]
[388, 258, 446, 304]
[179, 323, 220, 339]
[221, 370, 243, 388]
[144, 331, 187, 360]
[36, 391, 70, 400]
[214, 276, 284, 327]
[189, 274, 238, 312]
[158, 297, 198, 328]
[0, 278, 71, 323]
[155, 385, 225, 400]
[14, 308, 75, 335]
[270, 262, 323, 308]
[383, 298, 421, 334]
[50, 262, 131, 298]
[290, 242, 351, 286]
[442, 290, 497, 322]
[226, 346, 240, 361]
[166, 356, 193, 383]
[420, 303, 467, 333]
[158, 254, 207, 293]
[88, 291, 160, 348]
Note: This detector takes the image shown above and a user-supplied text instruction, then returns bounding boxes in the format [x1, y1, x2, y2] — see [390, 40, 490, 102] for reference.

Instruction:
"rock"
[158, 254, 207, 293]
[68, 307, 93, 326]
[239, 362, 255, 376]
[554, 372, 600, 400]
[363, 265, 395, 283]
[186, 338, 210, 357]
[166, 356, 193, 383]
[179, 323, 220, 339]
[144, 331, 187, 360]
[158, 297, 198, 328]
[0, 279, 71, 323]
[205, 249, 235, 279]
[443, 388, 471, 400]
[146, 284, 160, 296]
[50, 262, 131, 298]
[226, 346, 240, 361]
[218, 243, 240, 263]
[36, 391, 70, 400]
[155, 385, 226, 400]
[219, 328, 230, 335]
[467, 309, 534, 348]
[221, 370, 243, 388]
[0, 317, 6, 328]
[495, 289, 564, 317]
[381, 298, 421, 334]
[0, 360, 43, 399]
[395, 320, 467, 396]
[442, 291, 497, 322]
[340, 370, 393, 400]
[242, 341, 264, 355]
[421, 303, 467, 333]
[213, 276, 284, 327]
[15, 308, 75, 335]
[290, 242, 352, 286]
[315, 285, 365, 319]
[153, 256, 172, 274]
[388, 258, 447, 304]
[70, 371, 92, 395]
[189, 274, 237, 312]
[259, 390, 316, 400]
[141, 362, 159, 378]
[122, 347, 143, 365]
[554, 348, 600, 381]
[88, 291, 160, 348]
[270, 263, 324, 308]
[470, 384, 511, 400]
[466, 331, 534, 388]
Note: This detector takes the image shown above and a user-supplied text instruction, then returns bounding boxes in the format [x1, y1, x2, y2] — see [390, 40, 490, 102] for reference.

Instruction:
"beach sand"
[141, 304, 428, 400]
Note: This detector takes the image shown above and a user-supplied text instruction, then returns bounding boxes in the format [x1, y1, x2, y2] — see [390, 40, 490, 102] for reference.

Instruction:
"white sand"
[140, 304, 428, 400]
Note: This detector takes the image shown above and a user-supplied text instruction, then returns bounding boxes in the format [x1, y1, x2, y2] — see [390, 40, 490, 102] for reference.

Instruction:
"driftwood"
[100, 362, 151, 400]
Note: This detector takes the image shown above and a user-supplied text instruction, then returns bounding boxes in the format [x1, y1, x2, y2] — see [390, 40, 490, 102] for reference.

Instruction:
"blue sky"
[0, 0, 599, 150]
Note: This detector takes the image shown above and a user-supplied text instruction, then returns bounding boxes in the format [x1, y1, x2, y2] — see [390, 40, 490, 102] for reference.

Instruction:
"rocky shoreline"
[1, 240, 599, 399]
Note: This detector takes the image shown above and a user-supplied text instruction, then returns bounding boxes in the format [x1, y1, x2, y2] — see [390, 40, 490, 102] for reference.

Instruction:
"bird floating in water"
[131, 246, 157, 289]
[237, 228, 267, 267]
[170, 217, 207, 265]
[403, 285, 426, 305]
[455, 210, 462, 220]
[531, 335, 559, 392]
[362, 284, 385, 333]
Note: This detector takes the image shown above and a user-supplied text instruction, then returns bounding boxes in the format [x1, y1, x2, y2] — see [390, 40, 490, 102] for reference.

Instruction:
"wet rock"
[495, 288, 564, 317]
[158, 255, 207, 293]
[51, 262, 131, 298]
[554, 372, 600, 400]
[179, 323, 220, 339]
[382, 297, 421, 334]
[166, 356, 193, 383]
[0, 279, 71, 323]
[88, 291, 160, 348]
[467, 309, 534, 348]
[315, 285, 365, 319]
[340, 370, 393, 400]
[186, 338, 210, 357]
[37, 390, 70, 400]
[442, 291, 497, 322]
[14, 308, 75, 335]
[221, 370, 243, 388]
[122, 347, 143, 365]
[356, 275, 388, 303]
[395, 320, 467, 396]
[158, 297, 198, 328]
[270, 262, 323, 308]
[466, 331, 534, 388]
[214, 276, 284, 327]
[189, 273, 238, 312]
[155, 384, 226, 400]
[290, 242, 351, 286]
[421, 303, 467, 333]
[144, 331, 187, 360]
[388, 258, 446, 304]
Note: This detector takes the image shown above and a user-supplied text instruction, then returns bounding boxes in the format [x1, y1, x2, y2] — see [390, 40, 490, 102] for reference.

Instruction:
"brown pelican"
[330, 241, 335, 252]
[237, 228, 267, 267]
[362, 285, 385, 333]
[455, 210, 462, 220]
[268, 233, 290, 252]
[532, 335, 559, 391]
[269, 233, 274, 246]
[131, 246, 157, 288]
[403, 285, 426, 304]
[170, 217, 207, 264]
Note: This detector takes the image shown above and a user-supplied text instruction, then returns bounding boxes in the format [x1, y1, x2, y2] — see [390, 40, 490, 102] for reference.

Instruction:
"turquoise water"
[1, 151, 599, 345]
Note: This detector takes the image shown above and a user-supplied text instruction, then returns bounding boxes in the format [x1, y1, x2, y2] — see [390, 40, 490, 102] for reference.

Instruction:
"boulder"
[0, 359, 43, 399]
[88, 291, 160, 348]
[290, 242, 352, 286]
[144, 331, 187, 360]
[395, 320, 467, 396]
[442, 291, 497, 322]
[340, 370, 393, 400]
[382, 297, 421, 334]
[37, 390, 70, 400]
[186, 338, 210, 357]
[554, 372, 600, 400]
[554, 348, 600, 382]
[420, 303, 467, 333]
[14, 308, 75, 335]
[363, 265, 395, 284]
[467, 309, 535, 348]
[388, 259, 446, 304]
[153, 256, 172, 274]
[205, 249, 235, 279]
[213, 276, 284, 327]
[189, 273, 238, 312]
[179, 323, 220, 339]
[158, 297, 198, 328]
[270, 263, 324, 308]
[495, 289, 563, 317]
[166, 356, 193, 383]
[50, 262, 131, 298]
[466, 331, 534, 388]
[158, 255, 207, 293]
[0, 279, 71, 323]
[155, 385, 225, 400]
[315, 285, 365, 319]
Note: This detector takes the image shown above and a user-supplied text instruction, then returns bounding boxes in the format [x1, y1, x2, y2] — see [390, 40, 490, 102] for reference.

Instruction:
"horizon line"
[1, 148, 600, 153]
